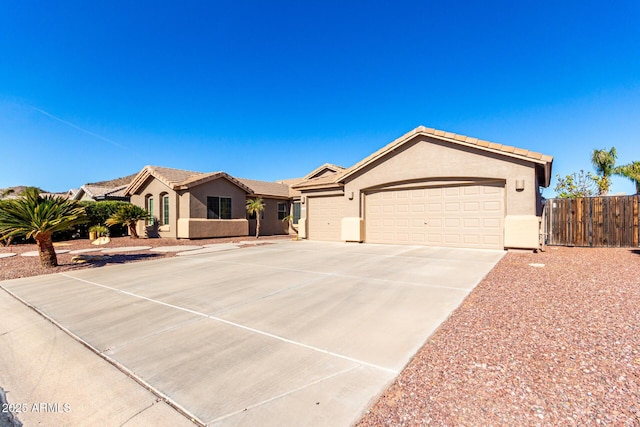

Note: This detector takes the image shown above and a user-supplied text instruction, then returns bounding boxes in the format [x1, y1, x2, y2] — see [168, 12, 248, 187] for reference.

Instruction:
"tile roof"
[235, 178, 291, 198]
[81, 184, 128, 198]
[125, 166, 278, 196]
[291, 163, 346, 190]
[276, 178, 304, 197]
[291, 173, 344, 190]
[302, 163, 346, 180]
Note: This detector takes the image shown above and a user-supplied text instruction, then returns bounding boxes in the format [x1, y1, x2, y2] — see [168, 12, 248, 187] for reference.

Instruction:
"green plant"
[591, 147, 618, 195]
[614, 161, 640, 194]
[554, 170, 598, 199]
[0, 188, 87, 267]
[81, 201, 130, 236]
[105, 204, 150, 239]
[89, 224, 110, 237]
[281, 213, 298, 234]
[246, 197, 265, 238]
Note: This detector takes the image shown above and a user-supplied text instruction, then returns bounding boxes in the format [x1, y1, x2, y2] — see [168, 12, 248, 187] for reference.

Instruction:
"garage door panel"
[464, 218, 480, 227]
[308, 196, 345, 241]
[444, 187, 461, 197]
[444, 218, 460, 227]
[464, 235, 480, 244]
[365, 184, 504, 249]
[464, 201, 479, 211]
[464, 186, 480, 195]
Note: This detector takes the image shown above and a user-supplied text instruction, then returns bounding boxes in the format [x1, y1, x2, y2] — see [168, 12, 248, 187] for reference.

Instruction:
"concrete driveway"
[0, 241, 504, 426]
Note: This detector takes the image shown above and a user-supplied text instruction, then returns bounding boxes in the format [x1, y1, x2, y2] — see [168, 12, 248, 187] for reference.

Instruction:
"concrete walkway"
[0, 287, 196, 426]
[0, 241, 504, 426]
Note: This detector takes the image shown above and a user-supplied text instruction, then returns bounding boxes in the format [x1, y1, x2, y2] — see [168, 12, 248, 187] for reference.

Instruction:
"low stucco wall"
[504, 215, 541, 249]
[177, 218, 248, 239]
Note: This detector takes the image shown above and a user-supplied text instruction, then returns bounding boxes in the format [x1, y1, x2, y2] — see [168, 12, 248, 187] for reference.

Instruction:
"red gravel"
[0, 235, 292, 281]
[358, 246, 640, 426]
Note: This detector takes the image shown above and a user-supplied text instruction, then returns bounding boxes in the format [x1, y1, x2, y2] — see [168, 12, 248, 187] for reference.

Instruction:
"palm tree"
[614, 161, 640, 194]
[246, 197, 265, 238]
[105, 204, 150, 238]
[591, 147, 618, 195]
[0, 188, 87, 267]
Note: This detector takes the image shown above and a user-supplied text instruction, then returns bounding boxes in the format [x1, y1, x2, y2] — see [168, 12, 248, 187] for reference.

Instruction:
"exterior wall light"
[515, 179, 525, 191]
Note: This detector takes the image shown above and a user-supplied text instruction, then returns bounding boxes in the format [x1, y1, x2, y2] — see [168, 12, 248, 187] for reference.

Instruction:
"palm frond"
[0, 192, 87, 240]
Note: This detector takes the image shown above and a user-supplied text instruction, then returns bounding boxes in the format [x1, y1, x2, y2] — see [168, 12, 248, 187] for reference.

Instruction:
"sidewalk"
[0, 287, 196, 427]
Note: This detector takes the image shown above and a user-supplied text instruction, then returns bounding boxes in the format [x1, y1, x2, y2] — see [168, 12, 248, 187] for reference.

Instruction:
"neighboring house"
[69, 184, 130, 202]
[293, 126, 553, 250]
[68, 173, 137, 202]
[124, 166, 293, 239]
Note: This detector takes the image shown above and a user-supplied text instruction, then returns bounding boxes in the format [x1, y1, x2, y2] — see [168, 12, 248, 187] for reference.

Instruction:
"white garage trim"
[365, 183, 505, 249]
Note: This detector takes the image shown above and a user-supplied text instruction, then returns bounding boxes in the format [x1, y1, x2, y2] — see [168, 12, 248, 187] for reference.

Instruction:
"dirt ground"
[358, 246, 640, 426]
[0, 235, 292, 281]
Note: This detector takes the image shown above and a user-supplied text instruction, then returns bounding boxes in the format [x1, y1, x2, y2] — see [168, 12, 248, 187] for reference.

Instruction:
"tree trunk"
[35, 233, 57, 268]
[128, 222, 139, 238]
[256, 216, 261, 238]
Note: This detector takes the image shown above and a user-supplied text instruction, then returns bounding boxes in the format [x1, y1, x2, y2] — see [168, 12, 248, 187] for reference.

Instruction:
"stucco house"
[293, 126, 553, 250]
[124, 126, 553, 249]
[124, 166, 292, 239]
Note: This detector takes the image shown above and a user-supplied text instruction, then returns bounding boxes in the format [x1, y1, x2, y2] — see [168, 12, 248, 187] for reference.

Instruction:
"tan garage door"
[307, 195, 345, 241]
[365, 184, 504, 249]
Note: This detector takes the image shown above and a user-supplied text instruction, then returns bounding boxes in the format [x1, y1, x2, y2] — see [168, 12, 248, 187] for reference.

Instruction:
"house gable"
[302, 163, 345, 180]
[339, 126, 553, 187]
[125, 166, 252, 195]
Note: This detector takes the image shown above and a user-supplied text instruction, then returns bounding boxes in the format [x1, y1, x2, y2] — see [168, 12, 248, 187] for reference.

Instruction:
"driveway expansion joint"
[58, 272, 399, 375]
[0, 284, 204, 427]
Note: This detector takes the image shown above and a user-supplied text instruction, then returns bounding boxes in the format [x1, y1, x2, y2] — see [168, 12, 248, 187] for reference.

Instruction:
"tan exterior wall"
[301, 135, 543, 249]
[130, 176, 250, 239]
[177, 218, 248, 239]
[187, 179, 247, 220]
[342, 136, 538, 218]
[247, 198, 290, 236]
[130, 177, 178, 238]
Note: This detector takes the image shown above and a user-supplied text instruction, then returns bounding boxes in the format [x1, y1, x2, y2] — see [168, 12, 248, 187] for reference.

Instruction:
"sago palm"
[0, 188, 87, 267]
[105, 204, 150, 238]
[246, 197, 265, 238]
[591, 147, 617, 195]
[614, 161, 640, 194]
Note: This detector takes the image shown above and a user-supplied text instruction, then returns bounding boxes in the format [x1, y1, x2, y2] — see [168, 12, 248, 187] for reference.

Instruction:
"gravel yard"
[358, 246, 640, 426]
[0, 235, 291, 281]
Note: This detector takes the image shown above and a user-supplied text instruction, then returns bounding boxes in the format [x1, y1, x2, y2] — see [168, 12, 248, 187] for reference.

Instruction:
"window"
[161, 194, 170, 225]
[146, 195, 154, 225]
[277, 202, 288, 220]
[292, 201, 301, 225]
[207, 196, 232, 219]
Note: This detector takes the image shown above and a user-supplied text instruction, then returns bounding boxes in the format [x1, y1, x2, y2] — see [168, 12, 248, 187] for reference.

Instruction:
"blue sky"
[1, 1, 639, 195]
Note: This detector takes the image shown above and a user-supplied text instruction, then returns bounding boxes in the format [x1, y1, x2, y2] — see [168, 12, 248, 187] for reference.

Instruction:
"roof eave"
[338, 128, 553, 183]
[292, 182, 344, 191]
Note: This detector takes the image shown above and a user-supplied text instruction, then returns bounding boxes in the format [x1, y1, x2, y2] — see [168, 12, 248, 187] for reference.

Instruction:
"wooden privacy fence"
[544, 196, 640, 247]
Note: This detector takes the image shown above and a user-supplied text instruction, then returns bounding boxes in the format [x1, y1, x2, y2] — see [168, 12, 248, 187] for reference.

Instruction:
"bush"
[53, 201, 129, 240]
